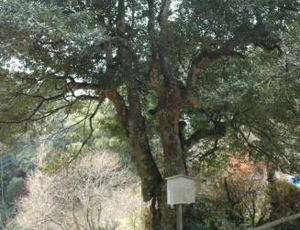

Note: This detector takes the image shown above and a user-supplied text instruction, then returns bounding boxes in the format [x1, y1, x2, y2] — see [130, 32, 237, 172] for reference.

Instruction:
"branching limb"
[63, 77, 101, 91]
[15, 92, 66, 102]
[68, 95, 106, 164]
[105, 90, 129, 135]
[0, 91, 100, 124]
[185, 122, 226, 149]
[185, 48, 244, 108]
[185, 19, 283, 109]
[188, 138, 219, 162]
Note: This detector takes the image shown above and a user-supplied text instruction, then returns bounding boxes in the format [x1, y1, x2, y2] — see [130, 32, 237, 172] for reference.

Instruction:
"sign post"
[176, 204, 183, 230]
[166, 175, 196, 230]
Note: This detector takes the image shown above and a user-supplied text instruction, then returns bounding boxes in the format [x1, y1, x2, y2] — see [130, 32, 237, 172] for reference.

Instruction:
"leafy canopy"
[0, 0, 299, 172]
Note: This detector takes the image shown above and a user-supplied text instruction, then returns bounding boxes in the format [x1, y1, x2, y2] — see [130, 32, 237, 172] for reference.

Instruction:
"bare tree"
[14, 147, 142, 230]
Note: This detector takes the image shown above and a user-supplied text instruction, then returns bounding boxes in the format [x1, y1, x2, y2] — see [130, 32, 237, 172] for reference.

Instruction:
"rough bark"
[110, 0, 163, 204]
[150, 82, 188, 230]
[106, 90, 162, 202]
[126, 88, 163, 202]
[267, 164, 279, 222]
[158, 84, 186, 177]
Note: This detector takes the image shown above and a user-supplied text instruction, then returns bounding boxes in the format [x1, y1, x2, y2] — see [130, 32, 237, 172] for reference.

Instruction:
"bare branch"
[68, 96, 106, 164]
[248, 213, 300, 230]
[0, 93, 99, 124]
[15, 92, 66, 102]
[188, 138, 219, 162]
[0, 100, 44, 124]
[64, 77, 100, 91]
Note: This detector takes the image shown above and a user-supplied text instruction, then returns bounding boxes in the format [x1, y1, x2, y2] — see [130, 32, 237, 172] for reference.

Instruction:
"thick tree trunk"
[158, 108, 185, 175]
[127, 108, 163, 201]
[157, 84, 186, 177]
[107, 82, 190, 229]
[106, 90, 162, 202]
[150, 83, 189, 230]
[151, 183, 193, 230]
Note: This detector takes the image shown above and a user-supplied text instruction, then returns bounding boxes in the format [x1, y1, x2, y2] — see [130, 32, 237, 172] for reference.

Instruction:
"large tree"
[0, 0, 300, 229]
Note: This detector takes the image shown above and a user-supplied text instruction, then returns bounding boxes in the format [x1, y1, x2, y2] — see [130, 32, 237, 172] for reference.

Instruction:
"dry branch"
[247, 213, 300, 230]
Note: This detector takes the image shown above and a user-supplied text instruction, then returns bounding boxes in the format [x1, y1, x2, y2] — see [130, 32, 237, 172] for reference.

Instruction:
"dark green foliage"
[191, 198, 236, 230]
[0, 152, 26, 228]
[0, 0, 299, 168]
[6, 177, 24, 203]
[0, 0, 299, 228]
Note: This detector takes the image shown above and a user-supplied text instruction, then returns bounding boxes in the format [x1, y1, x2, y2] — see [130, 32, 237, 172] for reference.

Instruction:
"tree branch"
[105, 90, 129, 135]
[188, 138, 219, 162]
[68, 96, 106, 164]
[185, 48, 244, 108]
[158, 0, 172, 25]
[185, 122, 226, 149]
[185, 20, 282, 108]
[146, 0, 161, 92]
[15, 92, 66, 102]
[64, 77, 100, 91]
[0, 93, 99, 124]
[248, 213, 300, 230]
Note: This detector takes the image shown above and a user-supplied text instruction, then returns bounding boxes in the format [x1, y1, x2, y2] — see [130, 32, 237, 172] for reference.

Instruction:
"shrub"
[268, 180, 300, 230]
[6, 177, 24, 203]
[191, 163, 268, 229]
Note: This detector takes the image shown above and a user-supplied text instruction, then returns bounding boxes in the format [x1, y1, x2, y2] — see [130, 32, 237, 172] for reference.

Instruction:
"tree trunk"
[106, 90, 162, 202]
[267, 164, 279, 222]
[157, 83, 186, 177]
[127, 109, 163, 201]
[150, 83, 189, 230]
[108, 82, 191, 229]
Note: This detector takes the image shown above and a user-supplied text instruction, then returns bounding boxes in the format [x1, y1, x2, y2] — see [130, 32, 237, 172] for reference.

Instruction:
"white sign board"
[166, 175, 196, 207]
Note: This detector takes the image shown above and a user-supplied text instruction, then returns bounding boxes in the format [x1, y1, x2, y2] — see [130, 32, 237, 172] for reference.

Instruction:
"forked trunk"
[150, 93, 191, 230]
[108, 83, 192, 229]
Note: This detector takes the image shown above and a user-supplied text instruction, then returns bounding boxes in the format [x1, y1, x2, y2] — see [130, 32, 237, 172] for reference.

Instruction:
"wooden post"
[176, 204, 183, 230]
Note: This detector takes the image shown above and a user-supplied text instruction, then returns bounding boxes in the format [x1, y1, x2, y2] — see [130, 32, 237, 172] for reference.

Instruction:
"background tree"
[14, 149, 140, 230]
[0, 139, 34, 229]
[0, 0, 299, 229]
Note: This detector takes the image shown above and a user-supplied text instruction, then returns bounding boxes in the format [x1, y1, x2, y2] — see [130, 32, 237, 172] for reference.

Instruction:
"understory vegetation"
[1, 142, 299, 230]
[12, 148, 142, 230]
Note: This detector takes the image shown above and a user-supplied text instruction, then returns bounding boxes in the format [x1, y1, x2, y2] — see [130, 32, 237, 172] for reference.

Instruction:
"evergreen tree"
[0, 1, 299, 229]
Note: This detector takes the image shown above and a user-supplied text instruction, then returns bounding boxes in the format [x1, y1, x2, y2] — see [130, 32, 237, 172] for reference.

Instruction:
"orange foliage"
[228, 153, 267, 180]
